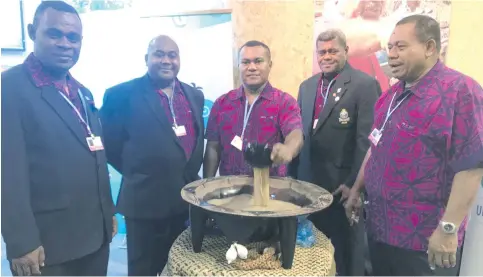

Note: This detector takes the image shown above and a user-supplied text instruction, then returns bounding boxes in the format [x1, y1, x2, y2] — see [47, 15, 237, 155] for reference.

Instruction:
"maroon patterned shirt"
[157, 80, 196, 160]
[23, 53, 88, 133]
[206, 83, 302, 176]
[364, 61, 483, 251]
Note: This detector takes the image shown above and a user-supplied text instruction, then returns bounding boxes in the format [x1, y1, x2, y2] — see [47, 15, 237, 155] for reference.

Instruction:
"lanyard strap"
[241, 96, 260, 139]
[320, 78, 337, 107]
[163, 83, 178, 127]
[380, 90, 411, 132]
[58, 89, 93, 136]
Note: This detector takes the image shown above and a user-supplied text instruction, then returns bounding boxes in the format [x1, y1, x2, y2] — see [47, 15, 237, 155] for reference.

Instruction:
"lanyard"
[58, 89, 93, 136]
[321, 78, 337, 107]
[380, 90, 411, 132]
[241, 96, 260, 139]
[163, 83, 178, 127]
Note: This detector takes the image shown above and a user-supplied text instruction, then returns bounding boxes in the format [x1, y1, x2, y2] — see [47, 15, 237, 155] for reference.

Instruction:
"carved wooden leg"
[278, 217, 298, 269]
[190, 205, 207, 253]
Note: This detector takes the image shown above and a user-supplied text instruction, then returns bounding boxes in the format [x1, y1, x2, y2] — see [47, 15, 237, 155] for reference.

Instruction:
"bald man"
[100, 35, 205, 276]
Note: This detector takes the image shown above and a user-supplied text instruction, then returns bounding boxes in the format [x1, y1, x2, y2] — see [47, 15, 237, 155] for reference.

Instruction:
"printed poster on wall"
[313, 0, 452, 93]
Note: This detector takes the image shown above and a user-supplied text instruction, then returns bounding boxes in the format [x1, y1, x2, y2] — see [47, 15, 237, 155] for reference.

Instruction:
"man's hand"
[332, 184, 351, 203]
[343, 188, 362, 226]
[427, 227, 458, 269]
[11, 246, 45, 276]
[270, 143, 295, 164]
[112, 216, 118, 238]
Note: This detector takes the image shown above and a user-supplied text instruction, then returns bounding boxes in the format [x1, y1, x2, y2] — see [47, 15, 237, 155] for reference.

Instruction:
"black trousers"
[11, 243, 110, 276]
[125, 213, 188, 276]
[309, 200, 365, 276]
[368, 239, 461, 276]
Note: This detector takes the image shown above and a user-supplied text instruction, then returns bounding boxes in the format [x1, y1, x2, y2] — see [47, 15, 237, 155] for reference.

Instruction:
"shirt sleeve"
[449, 79, 483, 173]
[279, 93, 303, 138]
[205, 97, 221, 141]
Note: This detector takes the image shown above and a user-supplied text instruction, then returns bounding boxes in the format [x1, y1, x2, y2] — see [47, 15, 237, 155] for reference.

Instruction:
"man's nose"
[56, 37, 72, 49]
[247, 62, 257, 71]
[387, 48, 398, 59]
[160, 56, 171, 64]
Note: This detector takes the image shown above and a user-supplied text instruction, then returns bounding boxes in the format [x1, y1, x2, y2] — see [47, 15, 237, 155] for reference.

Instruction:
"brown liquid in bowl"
[207, 194, 300, 212]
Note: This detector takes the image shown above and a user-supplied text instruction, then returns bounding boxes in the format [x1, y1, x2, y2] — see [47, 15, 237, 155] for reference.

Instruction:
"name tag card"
[173, 125, 187, 137]
[369, 128, 382, 146]
[86, 136, 104, 151]
[231, 135, 243, 151]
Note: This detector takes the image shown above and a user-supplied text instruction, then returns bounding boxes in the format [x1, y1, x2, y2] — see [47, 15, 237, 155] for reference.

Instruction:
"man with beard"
[290, 29, 381, 276]
[99, 35, 205, 276]
[344, 15, 483, 276]
[203, 40, 303, 178]
[1, 1, 115, 275]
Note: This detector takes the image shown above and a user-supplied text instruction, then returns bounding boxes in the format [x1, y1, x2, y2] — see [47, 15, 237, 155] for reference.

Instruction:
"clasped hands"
[333, 184, 361, 226]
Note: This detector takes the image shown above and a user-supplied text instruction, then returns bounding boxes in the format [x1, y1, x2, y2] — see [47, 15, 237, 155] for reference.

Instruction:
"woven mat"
[161, 226, 336, 276]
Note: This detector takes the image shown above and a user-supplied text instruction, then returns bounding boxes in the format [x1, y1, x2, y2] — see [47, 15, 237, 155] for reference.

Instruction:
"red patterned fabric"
[157, 80, 197, 160]
[206, 83, 302, 176]
[23, 53, 88, 133]
[364, 61, 483, 251]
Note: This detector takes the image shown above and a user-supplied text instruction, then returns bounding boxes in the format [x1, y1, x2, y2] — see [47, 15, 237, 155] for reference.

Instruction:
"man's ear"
[144, 54, 148, 66]
[27, 24, 36, 41]
[268, 60, 273, 68]
[425, 39, 438, 58]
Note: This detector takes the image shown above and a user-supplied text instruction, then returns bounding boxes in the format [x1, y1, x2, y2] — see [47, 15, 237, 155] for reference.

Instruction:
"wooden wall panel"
[446, 0, 483, 84]
[231, 0, 314, 97]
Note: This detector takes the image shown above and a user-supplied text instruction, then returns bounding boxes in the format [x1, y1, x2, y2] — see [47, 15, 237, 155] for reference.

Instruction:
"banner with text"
[460, 183, 483, 275]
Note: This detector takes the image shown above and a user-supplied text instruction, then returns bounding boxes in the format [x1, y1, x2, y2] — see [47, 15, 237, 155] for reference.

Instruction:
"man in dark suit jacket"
[290, 29, 381, 276]
[99, 35, 205, 276]
[1, 1, 115, 276]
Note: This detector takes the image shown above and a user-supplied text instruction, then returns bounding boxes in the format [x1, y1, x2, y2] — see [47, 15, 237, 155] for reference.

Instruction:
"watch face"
[443, 223, 455, 233]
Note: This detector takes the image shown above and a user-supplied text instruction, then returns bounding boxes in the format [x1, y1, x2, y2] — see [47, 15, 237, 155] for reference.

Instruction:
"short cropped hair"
[238, 40, 271, 60]
[33, 1, 80, 29]
[396, 14, 441, 52]
[316, 29, 347, 48]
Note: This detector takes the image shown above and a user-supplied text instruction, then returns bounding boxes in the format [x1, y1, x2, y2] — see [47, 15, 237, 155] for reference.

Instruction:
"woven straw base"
[161, 226, 336, 276]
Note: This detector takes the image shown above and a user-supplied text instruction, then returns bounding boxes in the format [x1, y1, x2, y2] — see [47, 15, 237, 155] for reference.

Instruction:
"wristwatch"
[440, 221, 457, 234]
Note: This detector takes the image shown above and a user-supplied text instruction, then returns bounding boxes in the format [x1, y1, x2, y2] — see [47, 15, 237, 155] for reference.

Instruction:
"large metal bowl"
[181, 175, 333, 269]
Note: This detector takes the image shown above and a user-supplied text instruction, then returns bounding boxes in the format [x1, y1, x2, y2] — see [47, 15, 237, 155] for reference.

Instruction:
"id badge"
[231, 135, 243, 151]
[313, 119, 319, 129]
[86, 136, 104, 151]
[173, 125, 187, 137]
[368, 128, 382, 146]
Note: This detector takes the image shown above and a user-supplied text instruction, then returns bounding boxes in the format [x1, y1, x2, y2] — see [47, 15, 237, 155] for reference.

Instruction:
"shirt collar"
[149, 75, 181, 94]
[231, 82, 274, 101]
[393, 60, 444, 98]
[23, 53, 82, 89]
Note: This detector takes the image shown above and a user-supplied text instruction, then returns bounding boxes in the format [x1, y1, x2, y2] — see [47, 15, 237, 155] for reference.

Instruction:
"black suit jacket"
[1, 65, 114, 265]
[99, 75, 205, 219]
[290, 64, 381, 192]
